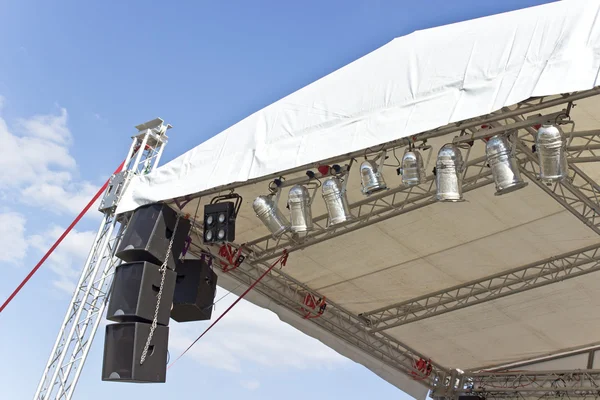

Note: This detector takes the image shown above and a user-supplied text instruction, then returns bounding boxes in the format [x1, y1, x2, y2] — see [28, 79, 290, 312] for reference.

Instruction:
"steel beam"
[515, 124, 600, 236]
[567, 129, 600, 162]
[360, 243, 600, 332]
[431, 370, 600, 399]
[472, 343, 600, 373]
[187, 240, 449, 389]
[358, 124, 600, 333]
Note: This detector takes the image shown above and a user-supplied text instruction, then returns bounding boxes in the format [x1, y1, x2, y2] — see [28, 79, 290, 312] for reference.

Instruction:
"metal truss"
[359, 243, 600, 332]
[358, 123, 600, 332]
[431, 369, 600, 399]
[187, 239, 450, 389]
[515, 122, 600, 236]
[34, 119, 171, 400]
[474, 343, 600, 373]
[567, 130, 600, 163]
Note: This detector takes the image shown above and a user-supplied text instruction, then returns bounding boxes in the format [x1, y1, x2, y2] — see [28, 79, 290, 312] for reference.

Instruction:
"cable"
[0, 160, 126, 314]
[202, 283, 244, 311]
[167, 250, 289, 370]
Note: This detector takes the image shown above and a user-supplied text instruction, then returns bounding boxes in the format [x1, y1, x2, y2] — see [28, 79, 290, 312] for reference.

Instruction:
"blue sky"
[0, 0, 555, 399]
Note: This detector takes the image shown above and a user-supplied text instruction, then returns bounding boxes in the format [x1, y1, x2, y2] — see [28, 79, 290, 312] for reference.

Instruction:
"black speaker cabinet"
[116, 203, 191, 270]
[107, 261, 176, 326]
[171, 259, 218, 322]
[102, 322, 169, 383]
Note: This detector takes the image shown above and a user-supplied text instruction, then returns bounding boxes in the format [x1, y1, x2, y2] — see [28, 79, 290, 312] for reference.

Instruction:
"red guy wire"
[167, 249, 289, 370]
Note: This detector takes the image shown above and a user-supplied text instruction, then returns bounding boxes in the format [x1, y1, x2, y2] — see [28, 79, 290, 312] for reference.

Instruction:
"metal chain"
[140, 213, 181, 365]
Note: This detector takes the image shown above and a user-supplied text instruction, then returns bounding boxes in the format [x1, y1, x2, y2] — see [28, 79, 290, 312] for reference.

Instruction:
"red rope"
[167, 249, 289, 370]
[0, 161, 125, 314]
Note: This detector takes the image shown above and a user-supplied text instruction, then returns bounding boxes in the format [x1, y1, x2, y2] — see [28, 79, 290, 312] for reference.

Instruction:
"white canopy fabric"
[118, 0, 600, 214]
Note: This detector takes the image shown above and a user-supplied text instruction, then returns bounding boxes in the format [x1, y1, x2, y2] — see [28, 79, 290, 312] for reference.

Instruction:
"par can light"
[535, 124, 569, 183]
[486, 135, 528, 195]
[399, 148, 425, 186]
[360, 160, 387, 195]
[253, 194, 289, 238]
[435, 144, 464, 202]
[322, 177, 352, 227]
[288, 185, 313, 233]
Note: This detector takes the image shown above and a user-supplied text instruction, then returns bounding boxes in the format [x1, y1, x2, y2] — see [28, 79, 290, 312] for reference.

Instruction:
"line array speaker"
[171, 259, 218, 322]
[107, 261, 176, 326]
[116, 203, 191, 270]
[102, 322, 169, 383]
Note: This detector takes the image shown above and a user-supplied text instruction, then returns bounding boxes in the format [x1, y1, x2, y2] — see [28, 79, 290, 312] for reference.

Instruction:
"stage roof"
[115, 1, 600, 399]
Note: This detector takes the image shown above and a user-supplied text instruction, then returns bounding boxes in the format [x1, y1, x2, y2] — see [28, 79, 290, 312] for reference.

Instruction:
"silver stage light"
[360, 160, 387, 195]
[486, 135, 528, 195]
[535, 124, 569, 183]
[435, 144, 464, 202]
[399, 148, 425, 186]
[322, 176, 352, 226]
[253, 194, 289, 238]
[288, 185, 313, 233]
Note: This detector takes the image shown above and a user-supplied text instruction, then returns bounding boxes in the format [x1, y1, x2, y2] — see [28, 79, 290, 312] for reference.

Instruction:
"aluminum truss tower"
[34, 118, 171, 400]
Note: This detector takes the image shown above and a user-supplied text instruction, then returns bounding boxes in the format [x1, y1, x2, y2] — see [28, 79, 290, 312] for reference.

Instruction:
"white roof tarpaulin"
[118, 0, 600, 214]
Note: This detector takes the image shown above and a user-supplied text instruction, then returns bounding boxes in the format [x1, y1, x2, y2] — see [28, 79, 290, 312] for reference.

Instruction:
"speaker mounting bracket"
[99, 170, 133, 214]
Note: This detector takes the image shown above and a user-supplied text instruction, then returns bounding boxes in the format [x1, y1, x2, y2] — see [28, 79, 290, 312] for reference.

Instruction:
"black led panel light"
[203, 201, 236, 243]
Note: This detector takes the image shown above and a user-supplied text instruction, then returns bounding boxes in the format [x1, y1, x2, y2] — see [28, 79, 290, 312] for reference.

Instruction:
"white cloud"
[20, 181, 100, 217]
[169, 288, 347, 374]
[17, 107, 71, 145]
[0, 100, 101, 218]
[0, 211, 28, 264]
[28, 226, 96, 293]
[240, 379, 260, 391]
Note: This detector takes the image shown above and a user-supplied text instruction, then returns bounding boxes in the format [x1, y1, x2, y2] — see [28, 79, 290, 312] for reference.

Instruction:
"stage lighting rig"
[203, 193, 242, 244]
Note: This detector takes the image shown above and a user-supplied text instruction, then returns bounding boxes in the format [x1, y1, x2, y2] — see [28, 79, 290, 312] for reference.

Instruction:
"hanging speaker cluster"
[103, 203, 191, 384]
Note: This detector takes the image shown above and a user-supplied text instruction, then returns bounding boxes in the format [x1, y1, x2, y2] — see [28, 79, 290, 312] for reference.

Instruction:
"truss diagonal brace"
[516, 135, 600, 236]
[433, 369, 600, 399]
[188, 241, 449, 389]
[360, 242, 600, 332]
